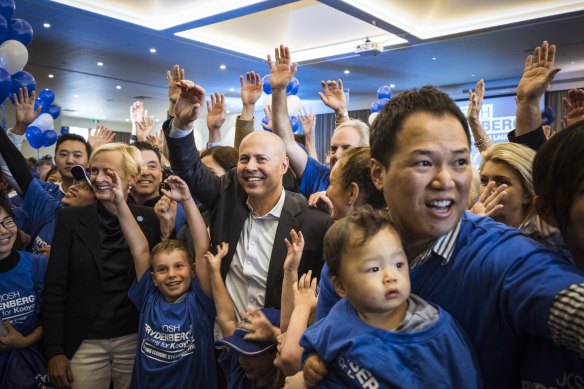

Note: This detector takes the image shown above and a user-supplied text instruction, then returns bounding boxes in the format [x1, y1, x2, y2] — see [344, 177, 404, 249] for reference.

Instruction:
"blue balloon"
[38, 88, 55, 105]
[370, 100, 381, 113]
[290, 116, 301, 134]
[8, 18, 33, 46]
[0, 15, 7, 42]
[9, 71, 36, 103]
[377, 85, 392, 100]
[286, 78, 300, 96]
[377, 98, 389, 110]
[0, 67, 12, 103]
[60, 127, 69, 135]
[0, 1, 14, 22]
[261, 74, 271, 95]
[26, 125, 43, 149]
[33, 97, 43, 111]
[45, 104, 61, 119]
[541, 106, 556, 125]
[41, 130, 58, 147]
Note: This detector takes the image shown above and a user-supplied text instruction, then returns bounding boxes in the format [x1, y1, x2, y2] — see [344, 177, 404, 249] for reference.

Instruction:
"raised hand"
[284, 229, 304, 272]
[261, 104, 273, 131]
[205, 242, 229, 274]
[240, 71, 263, 106]
[318, 79, 347, 115]
[135, 112, 155, 141]
[159, 175, 192, 202]
[106, 168, 126, 206]
[467, 79, 484, 124]
[146, 131, 165, 151]
[174, 80, 206, 129]
[206, 92, 226, 131]
[562, 88, 584, 128]
[307, 191, 333, 216]
[130, 101, 145, 125]
[517, 41, 561, 102]
[267, 44, 297, 91]
[240, 309, 279, 342]
[154, 196, 177, 240]
[293, 270, 317, 311]
[298, 108, 316, 136]
[12, 87, 40, 134]
[88, 125, 115, 150]
[470, 181, 507, 217]
[167, 64, 185, 105]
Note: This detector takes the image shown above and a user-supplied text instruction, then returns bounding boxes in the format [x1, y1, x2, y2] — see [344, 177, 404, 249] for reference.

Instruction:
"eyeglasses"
[0, 218, 16, 229]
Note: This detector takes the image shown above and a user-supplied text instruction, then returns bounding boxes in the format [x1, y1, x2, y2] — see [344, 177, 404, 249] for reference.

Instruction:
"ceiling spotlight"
[101, 116, 105, 119]
[48, 74, 54, 78]
[155, 119, 160, 122]
[390, 84, 395, 88]
[226, 110, 231, 114]
[432, 57, 437, 60]
[571, 61, 576, 64]
[150, 48, 157, 53]
[125, 118, 129, 122]
[97, 62, 104, 66]
[74, 94, 79, 98]
[344, 69, 350, 74]
[220, 64, 226, 70]
[43, 23, 51, 28]
[229, 88, 235, 92]
[116, 85, 122, 90]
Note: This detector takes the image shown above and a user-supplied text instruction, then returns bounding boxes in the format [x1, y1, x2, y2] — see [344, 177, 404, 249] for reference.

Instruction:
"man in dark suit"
[164, 78, 331, 311]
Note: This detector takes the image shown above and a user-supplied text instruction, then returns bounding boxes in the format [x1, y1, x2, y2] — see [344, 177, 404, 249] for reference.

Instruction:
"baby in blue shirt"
[301, 206, 482, 388]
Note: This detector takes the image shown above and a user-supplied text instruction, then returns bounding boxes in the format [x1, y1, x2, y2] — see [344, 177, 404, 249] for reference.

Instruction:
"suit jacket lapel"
[75, 203, 103, 278]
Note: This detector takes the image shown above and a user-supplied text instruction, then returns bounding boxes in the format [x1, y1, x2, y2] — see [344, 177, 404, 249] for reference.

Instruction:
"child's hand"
[303, 353, 327, 387]
[284, 229, 304, 272]
[160, 175, 192, 203]
[204, 242, 228, 273]
[293, 270, 317, 312]
[0, 321, 30, 350]
[106, 169, 125, 206]
[240, 309, 280, 342]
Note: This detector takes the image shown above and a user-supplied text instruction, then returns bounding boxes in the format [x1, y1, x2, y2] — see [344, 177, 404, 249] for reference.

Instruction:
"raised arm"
[205, 243, 237, 337]
[515, 41, 561, 138]
[235, 71, 263, 149]
[269, 45, 309, 178]
[0, 119, 34, 194]
[109, 169, 151, 280]
[318, 79, 349, 126]
[206, 92, 225, 146]
[166, 64, 185, 120]
[467, 80, 493, 152]
[11, 87, 40, 136]
[299, 109, 319, 161]
[281, 229, 304, 332]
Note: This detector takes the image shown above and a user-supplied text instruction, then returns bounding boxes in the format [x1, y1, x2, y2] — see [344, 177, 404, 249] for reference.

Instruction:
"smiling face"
[371, 111, 472, 254]
[151, 249, 194, 303]
[89, 150, 135, 202]
[55, 140, 89, 180]
[131, 149, 162, 201]
[61, 181, 96, 207]
[0, 207, 17, 260]
[236, 132, 288, 211]
[332, 227, 410, 329]
[329, 126, 363, 168]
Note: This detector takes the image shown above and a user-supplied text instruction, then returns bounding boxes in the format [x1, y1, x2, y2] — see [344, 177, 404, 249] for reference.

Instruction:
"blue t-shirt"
[303, 297, 481, 389]
[219, 348, 274, 389]
[299, 156, 330, 199]
[23, 179, 63, 254]
[316, 212, 584, 389]
[0, 252, 47, 375]
[129, 272, 217, 389]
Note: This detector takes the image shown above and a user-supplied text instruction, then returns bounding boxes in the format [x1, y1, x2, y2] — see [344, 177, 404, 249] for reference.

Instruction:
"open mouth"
[427, 199, 453, 214]
[244, 177, 263, 182]
[0, 237, 11, 245]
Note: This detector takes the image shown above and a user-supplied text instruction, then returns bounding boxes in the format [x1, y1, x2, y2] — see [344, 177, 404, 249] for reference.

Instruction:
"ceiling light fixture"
[390, 84, 395, 88]
[116, 85, 122, 90]
[229, 88, 235, 92]
[344, 70, 350, 74]
[432, 57, 437, 60]
[220, 64, 226, 70]
[48, 74, 54, 78]
[43, 23, 51, 28]
[97, 62, 104, 66]
[74, 94, 79, 98]
[150, 48, 157, 53]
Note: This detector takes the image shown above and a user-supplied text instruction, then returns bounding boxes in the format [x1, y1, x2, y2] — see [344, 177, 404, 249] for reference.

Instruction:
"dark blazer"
[42, 202, 160, 359]
[164, 121, 332, 308]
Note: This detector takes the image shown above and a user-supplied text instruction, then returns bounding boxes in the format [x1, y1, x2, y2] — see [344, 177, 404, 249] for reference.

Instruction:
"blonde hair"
[479, 142, 536, 227]
[333, 120, 370, 146]
[90, 143, 142, 179]
[468, 168, 481, 209]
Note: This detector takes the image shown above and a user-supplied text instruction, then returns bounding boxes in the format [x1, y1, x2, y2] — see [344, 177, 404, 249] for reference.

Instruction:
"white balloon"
[0, 40, 29, 75]
[263, 94, 272, 112]
[35, 113, 55, 131]
[368, 112, 379, 126]
[287, 95, 301, 116]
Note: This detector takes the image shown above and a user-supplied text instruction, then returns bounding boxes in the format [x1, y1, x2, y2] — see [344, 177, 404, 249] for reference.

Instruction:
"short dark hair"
[370, 86, 470, 167]
[150, 239, 193, 266]
[324, 205, 401, 278]
[335, 147, 385, 210]
[533, 122, 584, 239]
[56, 133, 92, 158]
[200, 146, 238, 172]
[133, 141, 162, 164]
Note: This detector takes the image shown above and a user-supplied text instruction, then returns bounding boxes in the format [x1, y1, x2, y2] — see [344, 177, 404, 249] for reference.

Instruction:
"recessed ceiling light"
[125, 118, 129, 122]
[48, 74, 54, 78]
[43, 23, 51, 28]
[344, 69, 350, 74]
[229, 104, 234, 108]
[101, 116, 105, 119]
[74, 94, 79, 98]
[229, 88, 235, 92]
[226, 110, 231, 114]
[571, 61, 576, 64]
[155, 119, 160, 122]
[116, 85, 122, 90]
[220, 64, 226, 70]
[432, 57, 437, 60]
[97, 62, 104, 66]
[471, 74, 476, 77]
[150, 48, 157, 53]
[390, 84, 395, 88]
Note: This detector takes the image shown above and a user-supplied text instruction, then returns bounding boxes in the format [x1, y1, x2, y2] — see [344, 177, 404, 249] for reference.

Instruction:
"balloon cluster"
[0, 0, 36, 104]
[261, 75, 303, 134]
[26, 88, 61, 149]
[541, 106, 555, 126]
[368, 85, 392, 126]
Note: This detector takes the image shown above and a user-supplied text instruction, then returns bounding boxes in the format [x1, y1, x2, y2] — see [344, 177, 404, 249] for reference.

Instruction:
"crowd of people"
[0, 39, 583, 389]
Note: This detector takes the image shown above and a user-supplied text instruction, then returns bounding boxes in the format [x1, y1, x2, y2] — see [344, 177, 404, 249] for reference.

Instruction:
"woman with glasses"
[43, 143, 161, 389]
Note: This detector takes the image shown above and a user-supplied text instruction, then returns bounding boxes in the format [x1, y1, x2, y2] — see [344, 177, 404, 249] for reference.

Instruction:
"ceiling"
[12, 0, 584, 127]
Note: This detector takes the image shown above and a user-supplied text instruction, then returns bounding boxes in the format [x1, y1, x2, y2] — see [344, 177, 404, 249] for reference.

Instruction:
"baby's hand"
[204, 242, 228, 273]
[303, 353, 327, 387]
[293, 271, 317, 311]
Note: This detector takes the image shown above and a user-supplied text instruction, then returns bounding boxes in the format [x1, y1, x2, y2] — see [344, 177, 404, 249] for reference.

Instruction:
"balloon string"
[1, 102, 5, 130]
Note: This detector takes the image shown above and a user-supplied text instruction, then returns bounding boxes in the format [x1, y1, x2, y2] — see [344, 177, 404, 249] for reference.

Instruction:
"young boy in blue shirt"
[111, 170, 217, 389]
[301, 206, 482, 388]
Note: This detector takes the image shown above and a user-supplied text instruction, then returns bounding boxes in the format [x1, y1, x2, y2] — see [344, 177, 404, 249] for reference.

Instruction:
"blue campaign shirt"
[129, 272, 217, 389]
[39, 180, 65, 201]
[219, 348, 274, 389]
[302, 297, 481, 389]
[23, 179, 63, 254]
[0, 252, 47, 375]
[299, 156, 330, 199]
[316, 212, 584, 389]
